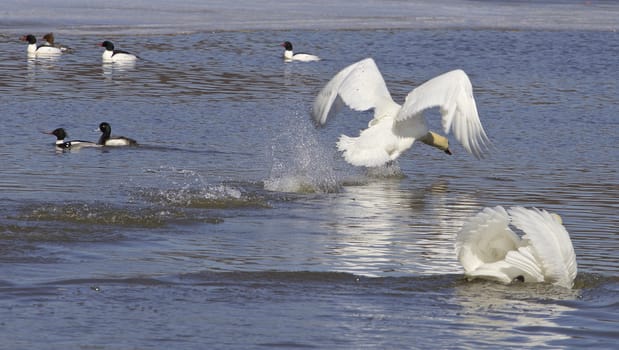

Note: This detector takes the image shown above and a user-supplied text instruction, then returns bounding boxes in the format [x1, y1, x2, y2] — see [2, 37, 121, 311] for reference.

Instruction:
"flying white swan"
[312, 58, 490, 167]
[455, 206, 578, 289]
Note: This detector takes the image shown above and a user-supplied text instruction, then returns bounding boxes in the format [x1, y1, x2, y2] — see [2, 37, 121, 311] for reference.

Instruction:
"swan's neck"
[419, 131, 450, 152]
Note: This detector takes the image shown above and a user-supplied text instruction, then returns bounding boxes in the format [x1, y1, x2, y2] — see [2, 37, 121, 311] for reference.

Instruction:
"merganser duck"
[97, 122, 138, 146]
[455, 206, 577, 289]
[281, 41, 320, 62]
[312, 58, 490, 168]
[44, 128, 99, 149]
[41, 33, 72, 52]
[99, 41, 139, 62]
[20, 34, 62, 56]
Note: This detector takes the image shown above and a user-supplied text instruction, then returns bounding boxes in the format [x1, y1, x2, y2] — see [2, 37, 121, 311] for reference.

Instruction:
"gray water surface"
[1, 2, 618, 349]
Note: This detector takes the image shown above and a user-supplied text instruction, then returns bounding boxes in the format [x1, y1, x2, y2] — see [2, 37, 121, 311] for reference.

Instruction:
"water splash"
[365, 162, 406, 179]
[264, 111, 341, 193]
[138, 166, 270, 208]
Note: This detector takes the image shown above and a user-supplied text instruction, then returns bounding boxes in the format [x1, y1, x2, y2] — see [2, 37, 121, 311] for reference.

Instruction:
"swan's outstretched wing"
[312, 58, 396, 126]
[508, 207, 578, 288]
[397, 69, 490, 158]
[455, 206, 520, 273]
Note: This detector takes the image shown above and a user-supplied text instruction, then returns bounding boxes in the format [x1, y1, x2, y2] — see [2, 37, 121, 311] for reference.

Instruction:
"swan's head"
[420, 131, 452, 155]
[551, 212, 563, 225]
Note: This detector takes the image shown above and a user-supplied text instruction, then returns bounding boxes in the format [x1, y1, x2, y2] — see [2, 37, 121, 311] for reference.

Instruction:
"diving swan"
[455, 206, 578, 289]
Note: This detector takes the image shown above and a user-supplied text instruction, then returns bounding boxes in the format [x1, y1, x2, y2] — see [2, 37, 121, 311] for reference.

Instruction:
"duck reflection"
[26, 57, 36, 86]
[26, 55, 61, 86]
[102, 60, 136, 80]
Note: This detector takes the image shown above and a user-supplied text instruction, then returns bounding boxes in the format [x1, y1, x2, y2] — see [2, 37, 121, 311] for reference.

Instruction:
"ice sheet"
[1, 0, 617, 34]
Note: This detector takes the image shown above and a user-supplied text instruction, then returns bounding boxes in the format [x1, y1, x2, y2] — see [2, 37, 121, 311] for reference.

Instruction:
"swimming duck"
[97, 122, 138, 146]
[281, 41, 320, 62]
[99, 41, 139, 62]
[44, 128, 99, 149]
[41, 33, 72, 52]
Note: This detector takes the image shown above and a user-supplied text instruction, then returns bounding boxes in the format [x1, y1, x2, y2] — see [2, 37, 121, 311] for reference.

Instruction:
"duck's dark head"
[281, 41, 293, 51]
[98, 122, 112, 144]
[99, 41, 115, 51]
[99, 122, 112, 133]
[43, 128, 67, 140]
[20, 34, 36, 44]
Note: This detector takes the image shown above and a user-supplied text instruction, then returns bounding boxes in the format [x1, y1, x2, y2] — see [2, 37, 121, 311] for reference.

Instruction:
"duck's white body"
[455, 206, 578, 289]
[55, 140, 100, 149]
[101, 50, 137, 62]
[284, 50, 320, 62]
[28, 44, 62, 56]
[101, 138, 136, 146]
[312, 58, 489, 167]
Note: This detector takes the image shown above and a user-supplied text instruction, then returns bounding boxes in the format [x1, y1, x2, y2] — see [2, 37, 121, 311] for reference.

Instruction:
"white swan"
[312, 58, 490, 167]
[455, 206, 578, 289]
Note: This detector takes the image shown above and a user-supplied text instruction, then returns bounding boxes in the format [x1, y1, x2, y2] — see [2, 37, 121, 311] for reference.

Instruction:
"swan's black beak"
[445, 148, 452, 155]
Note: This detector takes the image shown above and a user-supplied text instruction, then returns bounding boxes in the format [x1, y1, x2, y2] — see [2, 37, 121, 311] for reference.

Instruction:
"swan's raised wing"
[455, 206, 520, 274]
[312, 58, 396, 126]
[397, 69, 490, 158]
[508, 207, 578, 288]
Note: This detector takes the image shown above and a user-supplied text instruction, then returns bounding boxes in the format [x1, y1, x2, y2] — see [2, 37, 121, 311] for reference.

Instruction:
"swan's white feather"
[464, 261, 521, 284]
[455, 206, 520, 273]
[313, 58, 394, 126]
[456, 206, 578, 289]
[397, 69, 490, 159]
[336, 117, 405, 167]
[509, 207, 578, 288]
[504, 246, 545, 283]
[312, 58, 489, 167]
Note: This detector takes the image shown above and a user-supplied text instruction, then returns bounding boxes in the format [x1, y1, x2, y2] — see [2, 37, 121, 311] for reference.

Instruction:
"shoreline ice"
[2, 0, 618, 34]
